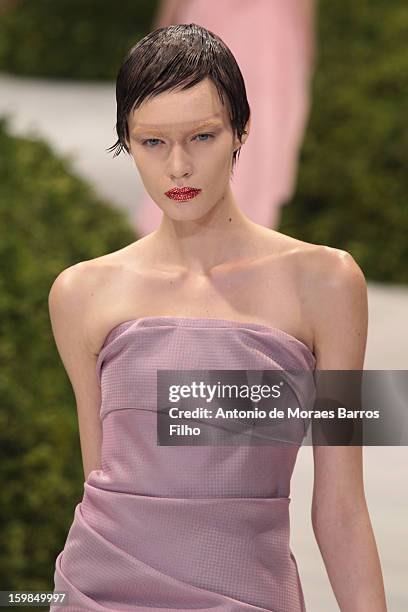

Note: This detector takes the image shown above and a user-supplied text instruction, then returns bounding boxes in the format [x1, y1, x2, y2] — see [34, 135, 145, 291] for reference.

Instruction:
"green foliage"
[0, 116, 136, 602]
[0, 0, 159, 79]
[280, 0, 408, 281]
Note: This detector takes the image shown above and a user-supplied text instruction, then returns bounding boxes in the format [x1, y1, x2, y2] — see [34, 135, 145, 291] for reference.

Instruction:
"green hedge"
[280, 0, 408, 282]
[0, 116, 136, 605]
[0, 0, 159, 80]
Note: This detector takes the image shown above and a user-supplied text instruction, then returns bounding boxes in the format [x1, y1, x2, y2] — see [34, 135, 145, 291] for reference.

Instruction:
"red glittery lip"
[165, 187, 202, 201]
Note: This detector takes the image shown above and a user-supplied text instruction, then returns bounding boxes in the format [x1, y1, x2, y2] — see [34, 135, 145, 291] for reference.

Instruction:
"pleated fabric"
[51, 316, 316, 611]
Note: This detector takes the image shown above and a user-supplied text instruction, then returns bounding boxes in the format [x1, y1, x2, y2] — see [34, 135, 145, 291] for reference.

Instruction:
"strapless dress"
[51, 316, 316, 612]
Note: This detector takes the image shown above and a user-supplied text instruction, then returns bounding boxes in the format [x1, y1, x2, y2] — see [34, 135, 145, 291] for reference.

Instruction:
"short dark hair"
[106, 23, 250, 174]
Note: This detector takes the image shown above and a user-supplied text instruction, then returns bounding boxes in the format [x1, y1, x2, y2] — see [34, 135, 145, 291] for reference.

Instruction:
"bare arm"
[48, 263, 103, 482]
[308, 249, 387, 610]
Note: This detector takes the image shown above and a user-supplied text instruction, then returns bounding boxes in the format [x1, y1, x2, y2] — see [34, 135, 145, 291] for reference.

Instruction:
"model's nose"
[168, 145, 193, 180]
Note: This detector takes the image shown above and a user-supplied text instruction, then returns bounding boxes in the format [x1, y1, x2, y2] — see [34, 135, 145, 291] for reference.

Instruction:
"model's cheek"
[134, 156, 161, 184]
[196, 147, 229, 175]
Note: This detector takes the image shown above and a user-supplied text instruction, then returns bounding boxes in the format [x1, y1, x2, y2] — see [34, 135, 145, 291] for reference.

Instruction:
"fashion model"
[49, 24, 387, 612]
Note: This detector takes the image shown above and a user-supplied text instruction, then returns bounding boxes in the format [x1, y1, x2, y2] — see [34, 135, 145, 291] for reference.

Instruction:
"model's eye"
[194, 133, 214, 142]
[142, 138, 162, 147]
[141, 133, 215, 147]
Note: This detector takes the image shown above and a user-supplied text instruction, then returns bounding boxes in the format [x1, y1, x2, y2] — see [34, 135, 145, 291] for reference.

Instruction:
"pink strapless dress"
[134, 0, 315, 234]
[51, 316, 316, 611]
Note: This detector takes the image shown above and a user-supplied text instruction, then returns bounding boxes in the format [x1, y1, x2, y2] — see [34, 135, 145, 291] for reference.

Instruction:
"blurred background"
[0, 0, 407, 610]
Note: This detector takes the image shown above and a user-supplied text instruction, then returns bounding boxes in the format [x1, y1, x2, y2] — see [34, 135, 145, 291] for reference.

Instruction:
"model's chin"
[161, 200, 214, 224]
[167, 208, 207, 222]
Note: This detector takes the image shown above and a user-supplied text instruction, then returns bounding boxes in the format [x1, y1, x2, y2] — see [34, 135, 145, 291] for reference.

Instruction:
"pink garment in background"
[134, 0, 315, 235]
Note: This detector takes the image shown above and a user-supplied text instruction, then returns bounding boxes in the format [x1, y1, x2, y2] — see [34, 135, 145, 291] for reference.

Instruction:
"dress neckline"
[99, 315, 315, 360]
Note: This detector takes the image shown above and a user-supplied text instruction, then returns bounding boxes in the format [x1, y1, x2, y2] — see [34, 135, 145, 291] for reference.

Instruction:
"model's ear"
[242, 116, 251, 143]
[233, 117, 251, 152]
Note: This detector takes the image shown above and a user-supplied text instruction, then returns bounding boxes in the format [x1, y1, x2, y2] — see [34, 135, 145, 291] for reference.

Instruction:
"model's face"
[125, 77, 249, 223]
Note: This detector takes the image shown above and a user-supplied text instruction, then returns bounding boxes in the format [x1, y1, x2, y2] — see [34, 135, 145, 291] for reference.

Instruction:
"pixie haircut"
[106, 23, 250, 174]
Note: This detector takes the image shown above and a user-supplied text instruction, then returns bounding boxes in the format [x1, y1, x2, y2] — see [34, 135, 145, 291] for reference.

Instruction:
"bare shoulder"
[48, 255, 120, 351]
[298, 243, 366, 289]
[49, 258, 107, 311]
[48, 236, 158, 353]
[48, 258, 121, 480]
[49, 255, 115, 294]
[263, 231, 366, 291]
[295, 243, 368, 368]
[297, 244, 368, 322]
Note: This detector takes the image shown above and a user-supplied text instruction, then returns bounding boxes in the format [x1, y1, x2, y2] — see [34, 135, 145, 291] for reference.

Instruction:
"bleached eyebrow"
[132, 120, 223, 135]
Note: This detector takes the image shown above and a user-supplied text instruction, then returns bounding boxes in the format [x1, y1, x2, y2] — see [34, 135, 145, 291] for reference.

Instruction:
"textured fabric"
[51, 316, 316, 611]
[134, 0, 315, 234]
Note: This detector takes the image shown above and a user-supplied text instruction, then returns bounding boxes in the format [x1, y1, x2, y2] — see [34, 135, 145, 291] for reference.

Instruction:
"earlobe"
[233, 125, 250, 153]
[241, 127, 249, 145]
[242, 116, 251, 143]
[234, 134, 247, 152]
